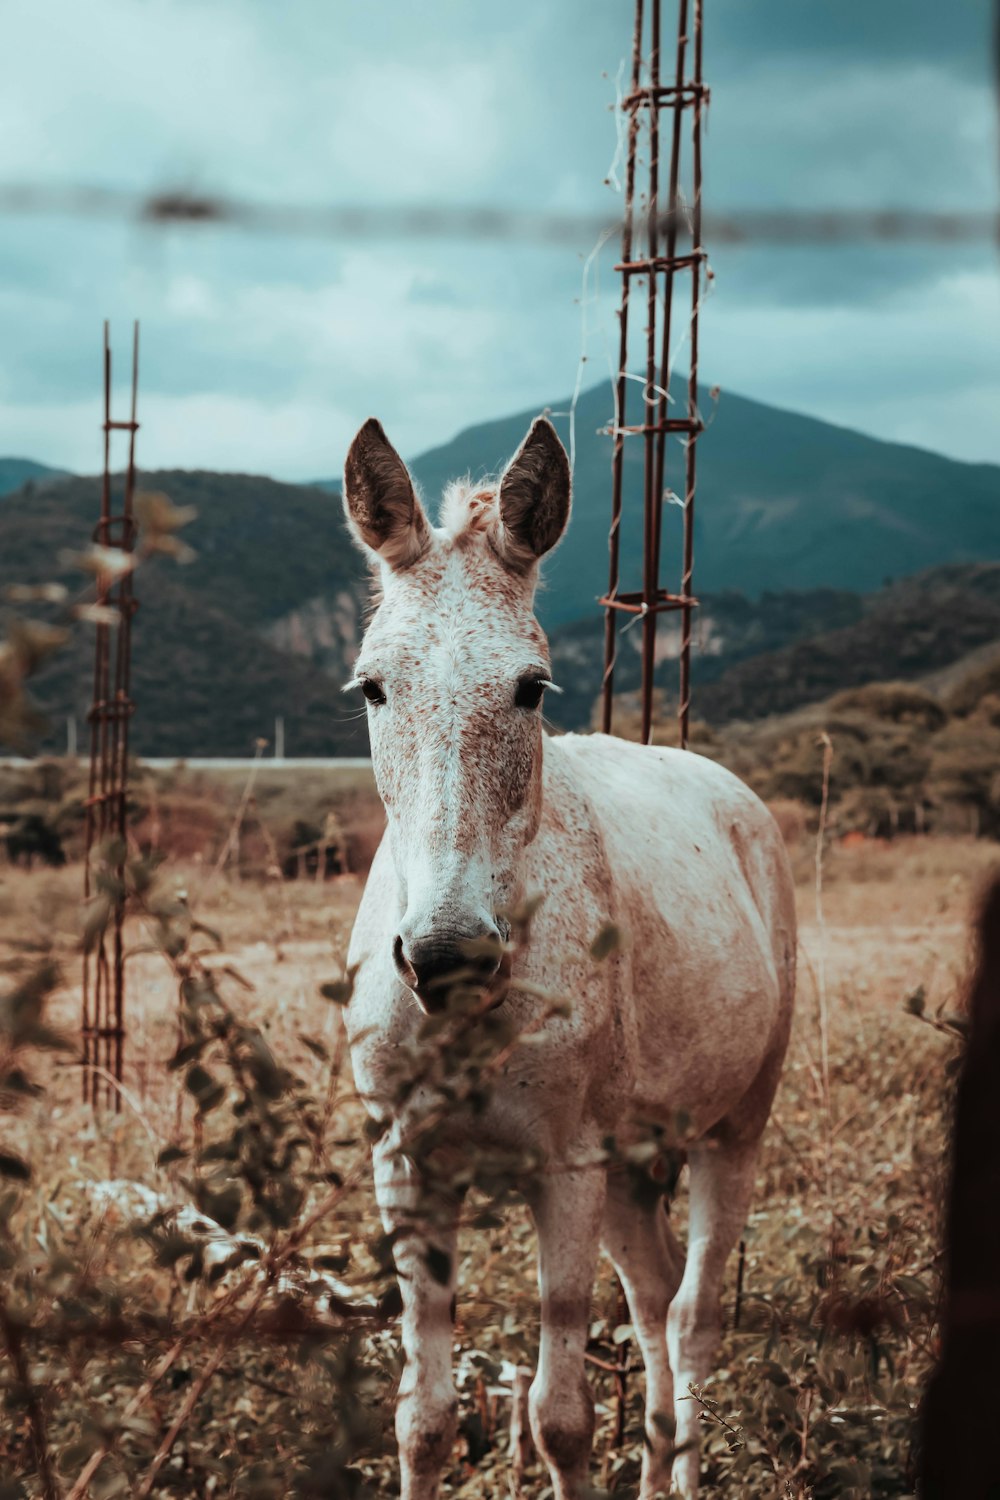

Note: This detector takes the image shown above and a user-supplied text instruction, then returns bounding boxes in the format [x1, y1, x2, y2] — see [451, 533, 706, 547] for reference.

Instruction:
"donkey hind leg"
[372, 1137, 459, 1500]
[601, 1176, 686, 1499]
[667, 1138, 760, 1499]
[529, 1166, 606, 1500]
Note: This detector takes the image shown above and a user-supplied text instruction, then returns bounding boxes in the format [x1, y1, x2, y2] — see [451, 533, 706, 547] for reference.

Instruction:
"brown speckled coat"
[342, 417, 796, 1500]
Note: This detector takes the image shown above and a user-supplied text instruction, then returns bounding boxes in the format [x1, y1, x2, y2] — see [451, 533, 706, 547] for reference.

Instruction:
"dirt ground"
[1, 830, 996, 1496]
[794, 833, 993, 1021]
[0, 830, 992, 1209]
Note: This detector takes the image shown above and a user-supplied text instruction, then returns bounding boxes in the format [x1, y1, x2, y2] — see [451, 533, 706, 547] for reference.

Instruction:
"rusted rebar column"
[600, 0, 708, 747]
[81, 321, 139, 1110]
[600, 0, 645, 733]
[678, 0, 705, 746]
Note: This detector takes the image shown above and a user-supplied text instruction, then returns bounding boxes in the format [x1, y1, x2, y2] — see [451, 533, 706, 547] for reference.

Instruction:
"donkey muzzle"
[393, 924, 505, 1013]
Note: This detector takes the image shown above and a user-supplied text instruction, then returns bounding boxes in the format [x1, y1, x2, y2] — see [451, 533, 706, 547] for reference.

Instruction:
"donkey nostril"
[413, 936, 499, 989]
[393, 923, 505, 1009]
[392, 934, 417, 988]
[467, 946, 502, 978]
[411, 946, 467, 991]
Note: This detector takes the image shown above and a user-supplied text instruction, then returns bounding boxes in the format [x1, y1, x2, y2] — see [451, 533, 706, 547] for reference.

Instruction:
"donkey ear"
[342, 418, 432, 570]
[495, 418, 571, 573]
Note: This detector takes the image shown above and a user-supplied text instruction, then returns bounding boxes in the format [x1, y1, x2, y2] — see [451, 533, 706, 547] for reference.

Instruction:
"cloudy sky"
[1, 0, 997, 479]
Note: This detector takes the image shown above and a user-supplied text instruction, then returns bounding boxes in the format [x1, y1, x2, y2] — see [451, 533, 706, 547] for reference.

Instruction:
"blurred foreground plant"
[2, 862, 615, 1497]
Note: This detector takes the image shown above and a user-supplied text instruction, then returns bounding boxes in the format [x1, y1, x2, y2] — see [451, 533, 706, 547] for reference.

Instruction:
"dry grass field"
[0, 826, 995, 1498]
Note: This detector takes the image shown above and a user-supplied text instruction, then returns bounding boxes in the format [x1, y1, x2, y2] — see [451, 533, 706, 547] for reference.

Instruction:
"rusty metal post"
[81, 321, 140, 1110]
[600, 0, 709, 747]
[600, 0, 645, 734]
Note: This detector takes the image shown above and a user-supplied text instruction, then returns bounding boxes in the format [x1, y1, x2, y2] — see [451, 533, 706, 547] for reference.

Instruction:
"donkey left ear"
[494, 418, 571, 573]
[342, 418, 432, 571]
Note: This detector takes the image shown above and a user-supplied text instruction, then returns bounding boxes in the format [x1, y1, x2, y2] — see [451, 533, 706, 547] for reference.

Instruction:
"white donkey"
[341, 415, 796, 1499]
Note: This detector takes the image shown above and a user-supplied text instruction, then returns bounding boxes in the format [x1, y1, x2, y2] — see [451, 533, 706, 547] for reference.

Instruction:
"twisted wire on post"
[601, 0, 709, 747]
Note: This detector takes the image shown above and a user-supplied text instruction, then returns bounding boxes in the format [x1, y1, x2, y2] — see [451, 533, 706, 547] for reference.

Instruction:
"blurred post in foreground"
[921, 875, 1000, 1498]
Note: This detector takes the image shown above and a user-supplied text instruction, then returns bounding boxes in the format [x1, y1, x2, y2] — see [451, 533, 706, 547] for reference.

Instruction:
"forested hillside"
[320, 378, 1000, 624]
[1, 376, 998, 753]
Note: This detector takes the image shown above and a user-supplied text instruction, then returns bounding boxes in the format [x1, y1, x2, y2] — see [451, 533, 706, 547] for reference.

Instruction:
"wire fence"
[1, 183, 996, 247]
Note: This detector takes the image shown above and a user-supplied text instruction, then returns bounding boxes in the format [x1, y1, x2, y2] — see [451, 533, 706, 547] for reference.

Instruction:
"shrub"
[944, 649, 1000, 718]
[828, 681, 947, 732]
[927, 721, 1000, 836]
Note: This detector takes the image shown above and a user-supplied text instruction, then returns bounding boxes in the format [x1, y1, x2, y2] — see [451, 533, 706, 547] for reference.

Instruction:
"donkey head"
[342, 416, 571, 1012]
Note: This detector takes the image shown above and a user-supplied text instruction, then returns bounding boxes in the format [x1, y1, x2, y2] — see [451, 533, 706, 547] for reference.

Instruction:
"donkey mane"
[438, 477, 500, 540]
[360, 478, 502, 610]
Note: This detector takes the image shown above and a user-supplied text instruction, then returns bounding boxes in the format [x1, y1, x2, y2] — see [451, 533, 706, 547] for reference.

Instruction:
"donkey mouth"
[393, 933, 511, 1014]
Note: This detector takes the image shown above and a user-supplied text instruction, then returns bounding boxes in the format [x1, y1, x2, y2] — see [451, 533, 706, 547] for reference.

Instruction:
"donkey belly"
[625, 909, 785, 1137]
[547, 733, 796, 1141]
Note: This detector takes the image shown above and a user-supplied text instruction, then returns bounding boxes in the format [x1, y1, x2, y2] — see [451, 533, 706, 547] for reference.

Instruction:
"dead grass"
[0, 832, 983, 1497]
[141, 764, 384, 872]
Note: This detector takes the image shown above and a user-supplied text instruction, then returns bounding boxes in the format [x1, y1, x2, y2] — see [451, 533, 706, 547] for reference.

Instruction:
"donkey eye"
[515, 676, 546, 711]
[361, 679, 386, 706]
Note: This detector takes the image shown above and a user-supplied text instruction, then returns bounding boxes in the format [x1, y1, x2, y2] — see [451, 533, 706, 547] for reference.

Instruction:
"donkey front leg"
[602, 1175, 686, 1499]
[668, 1138, 761, 1499]
[528, 1166, 606, 1499]
[373, 1136, 459, 1500]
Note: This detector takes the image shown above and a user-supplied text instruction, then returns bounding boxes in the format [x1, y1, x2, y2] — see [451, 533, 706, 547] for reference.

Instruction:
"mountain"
[0, 458, 71, 497]
[692, 563, 1000, 724]
[2, 378, 999, 755]
[546, 586, 866, 731]
[665, 642, 1000, 840]
[317, 378, 1000, 628]
[0, 470, 370, 757]
[570, 562, 1000, 732]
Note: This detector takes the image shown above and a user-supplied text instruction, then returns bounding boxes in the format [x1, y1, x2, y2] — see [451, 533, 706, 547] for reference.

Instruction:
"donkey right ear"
[342, 418, 432, 570]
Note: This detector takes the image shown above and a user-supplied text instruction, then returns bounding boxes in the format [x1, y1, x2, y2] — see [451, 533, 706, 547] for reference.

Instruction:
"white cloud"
[0, 0, 997, 484]
[0, 242, 591, 476]
[708, 61, 998, 209]
[0, 0, 552, 205]
[701, 267, 1000, 463]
